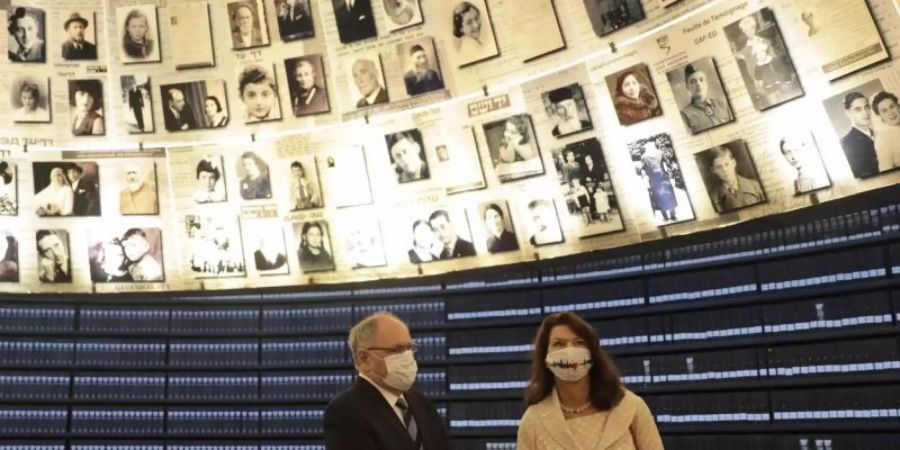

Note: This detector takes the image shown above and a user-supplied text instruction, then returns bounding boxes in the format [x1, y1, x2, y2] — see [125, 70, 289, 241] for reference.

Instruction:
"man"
[706, 146, 765, 213]
[120, 164, 158, 215]
[61, 13, 97, 60]
[194, 158, 225, 203]
[840, 91, 878, 178]
[67, 164, 100, 216]
[548, 87, 590, 137]
[278, 0, 313, 40]
[353, 58, 388, 108]
[333, 0, 377, 44]
[231, 3, 264, 49]
[291, 58, 329, 116]
[163, 88, 198, 131]
[779, 135, 829, 194]
[527, 199, 563, 246]
[128, 84, 145, 132]
[0, 233, 18, 282]
[389, 131, 429, 183]
[37, 230, 70, 283]
[403, 44, 444, 97]
[121, 228, 163, 281]
[324, 312, 448, 450]
[679, 63, 733, 134]
[239, 152, 271, 200]
[428, 209, 475, 259]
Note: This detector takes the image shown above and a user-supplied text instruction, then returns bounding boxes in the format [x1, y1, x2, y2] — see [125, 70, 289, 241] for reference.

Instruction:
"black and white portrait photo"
[61, 12, 97, 60]
[121, 75, 153, 133]
[246, 219, 289, 275]
[778, 132, 830, 195]
[605, 64, 662, 126]
[288, 156, 323, 211]
[666, 57, 735, 135]
[383, 0, 422, 32]
[194, 155, 227, 204]
[344, 221, 386, 269]
[0, 232, 18, 282]
[237, 151, 272, 200]
[286, 55, 330, 117]
[33, 162, 101, 217]
[68, 79, 105, 136]
[447, 0, 499, 67]
[386, 129, 430, 183]
[8, 6, 46, 63]
[823, 79, 898, 179]
[520, 198, 564, 247]
[0, 162, 17, 216]
[349, 52, 389, 108]
[725, 8, 803, 111]
[237, 64, 282, 124]
[275, 0, 315, 41]
[119, 162, 159, 215]
[117, 5, 161, 63]
[478, 201, 519, 254]
[284, 55, 330, 117]
[626, 134, 695, 226]
[89, 228, 164, 283]
[228, 0, 271, 50]
[541, 84, 592, 138]
[36, 230, 70, 283]
[407, 208, 475, 264]
[186, 215, 246, 278]
[399, 37, 445, 98]
[694, 140, 766, 214]
[10, 77, 51, 123]
[583, 0, 645, 37]
[294, 220, 335, 273]
[552, 138, 623, 238]
[333, 0, 377, 44]
[161, 80, 229, 132]
[482, 114, 544, 183]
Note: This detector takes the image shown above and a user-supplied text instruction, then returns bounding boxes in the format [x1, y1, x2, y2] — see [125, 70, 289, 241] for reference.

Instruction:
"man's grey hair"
[348, 311, 404, 367]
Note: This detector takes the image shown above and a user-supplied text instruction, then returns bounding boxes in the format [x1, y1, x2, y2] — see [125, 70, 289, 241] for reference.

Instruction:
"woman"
[408, 219, 441, 263]
[239, 65, 279, 123]
[297, 221, 333, 272]
[90, 239, 132, 283]
[8, 7, 45, 62]
[872, 91, 900, 172]
[612, 70, 661, 126]
[498, 116, 535, 163]
[483, 203, 518, 253]
[70, 81, 105, 136]
[641, 142, 677, 222]
[204, 96, 229, 128]
[384, 0, 416, 27]
[34, 167, 74, 216]
[571, 178, 592, 226]
[13, 81, 49, 122]
[518, 312, 663, 450]
[452, 1, 492, 65]
[122, 9, 154, 59]
[0, 162, 15, 216]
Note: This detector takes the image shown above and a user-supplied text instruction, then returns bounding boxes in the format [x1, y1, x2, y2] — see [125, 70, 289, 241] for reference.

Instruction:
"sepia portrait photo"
[119, 162, 159, 215]
[285, 55, 331, 117]
[0, 232, 18, 282]
[186, 214, 246, 278]
[68, 79, 105, 136]
[89, 228, 164, 283]
[276, 0, 315, 41]
[236, 151, 272, 200]
[383, 0, 422, 32]
[399, 37, 445, 98]
[237, 64, 282, 124]
[626, 133, 695, 226]
[519, 198, 564, 247]
[694, 139, 766, 214]
[386, 129, 430, 184]
[407, 207, 475, 264]
[583, 0, 645, 37]
[121, 75, 154, 133]
[246, 219, 289, 275]
[61, 11, 97, 61]
[478, 201, 519, 254]
[348, 52, 389, 108]
[10, 76, 51, 123]
[228, 0, 271, 50]
[8, 6, 46, 63]
[0, 162, 17, 216]
[33, 161, 101, 217]
[288, 155, 323, 211]
[605, 64, 662, 126]
[161, 80, 229, 131]
[541, 84, 592, 138]
[333, 0, 377, 44]
[36, 230, 70, 283]
[447, 0, 499, 67]
[117, 5, 161, 64]
[724, 8, 803, 111]
[194, 155, 227, 204]
[666, 57, 735, 135]
[778, 132, 830, 195]
[482, 114, 544, 183]
[294, 220, 335, 273]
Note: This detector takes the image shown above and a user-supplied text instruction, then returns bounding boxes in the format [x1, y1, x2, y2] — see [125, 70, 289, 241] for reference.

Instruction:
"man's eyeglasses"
[364, 343, 418, 355]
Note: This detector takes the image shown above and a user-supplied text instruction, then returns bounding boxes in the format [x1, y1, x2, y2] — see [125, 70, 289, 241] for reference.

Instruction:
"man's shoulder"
[325, 382, 365, 416]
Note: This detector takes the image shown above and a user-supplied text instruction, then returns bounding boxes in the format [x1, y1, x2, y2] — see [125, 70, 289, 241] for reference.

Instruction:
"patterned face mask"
[545, 347, 593, 382]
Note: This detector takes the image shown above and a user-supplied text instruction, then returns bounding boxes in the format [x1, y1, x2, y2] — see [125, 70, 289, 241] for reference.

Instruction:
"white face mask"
[545, 347, 593, 382]
[372, 349, 418, 392]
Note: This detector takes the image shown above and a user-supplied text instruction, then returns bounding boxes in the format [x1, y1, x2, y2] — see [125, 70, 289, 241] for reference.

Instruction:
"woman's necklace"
[560, 401, 593, 415]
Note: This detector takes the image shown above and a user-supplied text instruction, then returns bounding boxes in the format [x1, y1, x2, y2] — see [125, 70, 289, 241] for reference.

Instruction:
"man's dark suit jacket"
[442, 238, 476, 259]
[355, 88, 388, 108]
[324, 378, 448, 450]
[334, 0, 377, 43]
[72, 181, 100, 216]
[163, 103, 198, 132]
[62, 40, 97, 60]
[840, 127, 879, 179]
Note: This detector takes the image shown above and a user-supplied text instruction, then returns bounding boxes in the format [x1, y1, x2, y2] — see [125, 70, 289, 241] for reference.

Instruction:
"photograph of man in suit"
[325, 312, 448, 450]
[128, 84, 146, 132]
[66, 164, 100, 216]
[230, 1, 266, 49]
[163, 88, 198, 132]
[333, 0, 377, 44]
[277, 0, 314, 41]
[37, 230, 71, 283]
[429, 209, 475, 259]
[61, 13, 97, 60]
[703, 144, 765, 213]
[289, 57, 329, 116]
[353, 57, 388, 108]
[840, 91, 878, 178]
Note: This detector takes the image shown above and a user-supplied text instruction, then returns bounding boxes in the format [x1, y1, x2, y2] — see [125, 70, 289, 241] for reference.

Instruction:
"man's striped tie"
[396, 396, 423, 450]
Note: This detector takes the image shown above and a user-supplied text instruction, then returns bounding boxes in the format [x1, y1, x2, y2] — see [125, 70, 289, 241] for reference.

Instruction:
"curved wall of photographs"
[0, 0, 899, 293]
